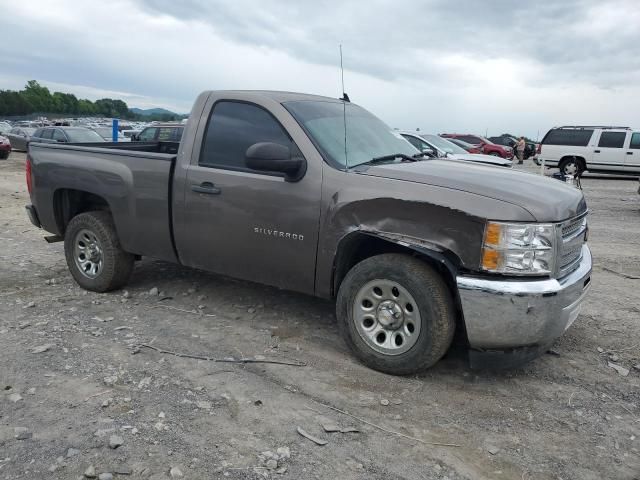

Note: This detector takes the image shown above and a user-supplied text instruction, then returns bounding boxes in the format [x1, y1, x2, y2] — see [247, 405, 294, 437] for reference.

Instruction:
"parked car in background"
[400, 132, 512, 167]
[90, 127, 130, 142]
[132, 123, 183, 142]
[0, 135, 11, 159]
[30, 127, 106, 145]
[535, 126, 640, 176]
[0, 122, 12, 135]
[489, 135, 536, 159]
[441, 133, 513, 159]
[6, 127, 37, 151]
[446, 137, 484, 154]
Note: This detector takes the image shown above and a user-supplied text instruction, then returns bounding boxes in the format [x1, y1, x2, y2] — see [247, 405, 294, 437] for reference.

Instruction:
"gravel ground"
[1, 151, 639, 480]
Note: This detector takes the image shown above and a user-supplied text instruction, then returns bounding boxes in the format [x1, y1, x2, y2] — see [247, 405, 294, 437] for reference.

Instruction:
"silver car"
[6, 127, 37, 151]
[400, 132, 513, 167]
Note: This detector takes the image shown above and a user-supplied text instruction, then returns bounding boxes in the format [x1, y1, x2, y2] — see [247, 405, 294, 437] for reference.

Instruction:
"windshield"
[66, 129, 105, 142]
[283, 100, 417, 168]
[421, 134, 468, 155]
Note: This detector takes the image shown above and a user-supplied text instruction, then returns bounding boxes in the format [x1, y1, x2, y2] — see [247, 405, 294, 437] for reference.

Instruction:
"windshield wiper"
[363, 153, 421, 165]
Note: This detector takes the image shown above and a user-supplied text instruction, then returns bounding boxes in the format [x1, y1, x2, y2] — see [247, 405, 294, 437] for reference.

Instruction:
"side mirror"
[245, 142, 306, 182]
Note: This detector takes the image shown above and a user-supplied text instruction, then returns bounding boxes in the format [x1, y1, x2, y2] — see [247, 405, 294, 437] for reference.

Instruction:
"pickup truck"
[25, 90, 592, 374]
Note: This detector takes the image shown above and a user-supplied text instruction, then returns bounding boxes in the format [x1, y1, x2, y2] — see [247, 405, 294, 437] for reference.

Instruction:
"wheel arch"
[331, 230, 468, 342]
[53, 188, 112, 235]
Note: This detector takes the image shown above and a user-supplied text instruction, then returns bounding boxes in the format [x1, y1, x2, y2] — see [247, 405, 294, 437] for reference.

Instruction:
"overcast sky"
[2, 0, 639, 139]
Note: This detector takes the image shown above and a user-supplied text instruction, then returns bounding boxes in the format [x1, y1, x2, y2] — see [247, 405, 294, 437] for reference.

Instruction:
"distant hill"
[130, 107, 181, 116]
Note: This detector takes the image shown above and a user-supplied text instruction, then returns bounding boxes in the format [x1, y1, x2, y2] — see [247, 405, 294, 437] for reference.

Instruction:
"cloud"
[1, 0, 639, 138]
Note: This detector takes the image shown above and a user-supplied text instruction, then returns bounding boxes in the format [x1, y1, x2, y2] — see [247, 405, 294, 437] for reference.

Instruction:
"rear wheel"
[64, 211, 134, 292]
[336, 254, 455, 375]
[0, 150, 8, 160]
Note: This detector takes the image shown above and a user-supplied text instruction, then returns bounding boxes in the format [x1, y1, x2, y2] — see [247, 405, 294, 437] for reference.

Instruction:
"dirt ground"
[1, 150, 639, 480]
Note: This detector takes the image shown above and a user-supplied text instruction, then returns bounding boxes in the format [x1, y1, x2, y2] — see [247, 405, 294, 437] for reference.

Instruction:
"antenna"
[340, 44, 348, 170]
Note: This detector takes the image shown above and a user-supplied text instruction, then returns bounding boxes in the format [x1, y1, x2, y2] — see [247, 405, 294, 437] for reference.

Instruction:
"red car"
[440, 133, 513, 159]
[0, 135, 11, 159]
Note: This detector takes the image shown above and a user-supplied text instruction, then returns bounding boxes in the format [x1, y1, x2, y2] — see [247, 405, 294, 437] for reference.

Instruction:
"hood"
[358, 159, 587, 222]
[448, 152, 512, 167]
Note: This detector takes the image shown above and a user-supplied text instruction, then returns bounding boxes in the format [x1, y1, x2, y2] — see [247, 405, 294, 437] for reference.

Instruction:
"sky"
[1, 0, 639, 139]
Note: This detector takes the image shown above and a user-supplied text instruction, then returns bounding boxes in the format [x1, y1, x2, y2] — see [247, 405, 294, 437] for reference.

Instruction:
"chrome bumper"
[456, 245, 592, 350]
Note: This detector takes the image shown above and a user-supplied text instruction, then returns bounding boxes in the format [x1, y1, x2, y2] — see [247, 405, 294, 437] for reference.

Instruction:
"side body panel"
[314, 165, 536, 299]
[29, 143, 177, 262]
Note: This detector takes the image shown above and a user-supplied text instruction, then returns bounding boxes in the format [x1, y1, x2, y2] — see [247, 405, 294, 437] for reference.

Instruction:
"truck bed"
[28, 141, 179, 263]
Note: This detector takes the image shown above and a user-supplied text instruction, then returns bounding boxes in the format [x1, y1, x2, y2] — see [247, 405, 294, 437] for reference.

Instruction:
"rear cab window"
[157, 127, 183, 142]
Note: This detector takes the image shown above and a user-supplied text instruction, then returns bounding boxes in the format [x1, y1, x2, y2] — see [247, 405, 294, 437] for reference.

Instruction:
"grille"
[562, 216, 585, 238]
[558, 213, 587, 277]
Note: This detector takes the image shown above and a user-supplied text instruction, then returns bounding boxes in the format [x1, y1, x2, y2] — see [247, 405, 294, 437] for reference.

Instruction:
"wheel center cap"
[376, 300, 403, 329]
[87, 245, 100, 262]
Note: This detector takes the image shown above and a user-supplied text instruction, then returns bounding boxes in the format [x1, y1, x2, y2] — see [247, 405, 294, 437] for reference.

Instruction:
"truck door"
[174, 99, 322, 295]
[592, 130, 627, 170]
[625, 132, 640, 172]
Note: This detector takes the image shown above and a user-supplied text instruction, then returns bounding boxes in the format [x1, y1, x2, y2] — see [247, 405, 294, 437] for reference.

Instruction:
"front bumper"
[456, 245, 592, 354]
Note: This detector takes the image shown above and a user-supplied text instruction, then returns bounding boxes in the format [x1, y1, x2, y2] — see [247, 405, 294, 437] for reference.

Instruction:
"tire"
[64, 211, 134, 292]
[0, 150, 8, 160]
[489, 152, 501, 157]
[559, 157, 583, 176]
[336, 253, 455, 375]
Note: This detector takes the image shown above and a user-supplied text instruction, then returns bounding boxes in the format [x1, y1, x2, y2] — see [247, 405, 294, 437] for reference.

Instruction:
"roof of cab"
[203, 90, 344, 104]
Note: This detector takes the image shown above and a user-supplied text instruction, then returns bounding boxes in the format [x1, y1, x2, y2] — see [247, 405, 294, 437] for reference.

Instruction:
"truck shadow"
[127, 258, 542, 381]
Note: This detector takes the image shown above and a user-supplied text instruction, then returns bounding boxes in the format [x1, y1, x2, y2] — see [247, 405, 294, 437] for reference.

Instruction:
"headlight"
[481, 221, 556, 275]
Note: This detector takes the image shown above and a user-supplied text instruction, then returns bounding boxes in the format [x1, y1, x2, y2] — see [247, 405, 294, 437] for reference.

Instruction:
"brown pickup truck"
[25, 90, 592, 374]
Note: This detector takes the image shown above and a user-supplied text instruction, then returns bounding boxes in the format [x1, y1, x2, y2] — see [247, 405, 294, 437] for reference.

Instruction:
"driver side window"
[199, 101, 294, 170]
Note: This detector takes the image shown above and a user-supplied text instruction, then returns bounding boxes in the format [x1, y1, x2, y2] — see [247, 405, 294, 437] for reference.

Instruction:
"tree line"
[0, 80, 181, 121]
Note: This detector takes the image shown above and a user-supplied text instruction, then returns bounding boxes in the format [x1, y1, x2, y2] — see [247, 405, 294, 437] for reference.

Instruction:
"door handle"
[627, 151, 633, 155]
[191, 182, 221, 195]
[594, 150, 600, 153]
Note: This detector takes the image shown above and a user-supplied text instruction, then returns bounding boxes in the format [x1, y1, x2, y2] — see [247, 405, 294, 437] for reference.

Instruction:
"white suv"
[535, 126, 640, 176]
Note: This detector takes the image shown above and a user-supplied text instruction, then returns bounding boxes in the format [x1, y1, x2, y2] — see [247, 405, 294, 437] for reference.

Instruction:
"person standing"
[516, 137, 526, 164]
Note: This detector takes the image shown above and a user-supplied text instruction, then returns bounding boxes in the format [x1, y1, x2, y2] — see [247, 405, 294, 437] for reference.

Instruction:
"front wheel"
[64, 211, 134, 292]
[337, 254, 455, 375]
[489, 152, 501, 157]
